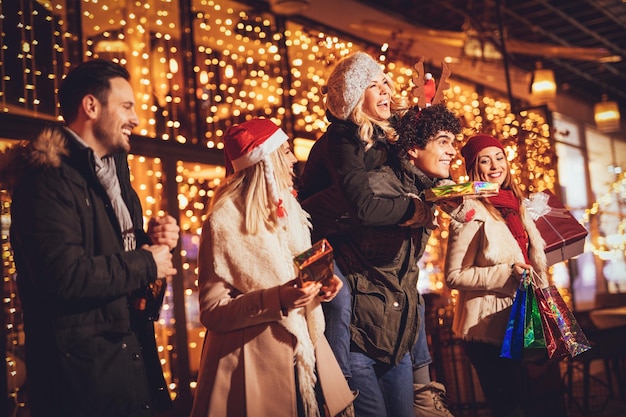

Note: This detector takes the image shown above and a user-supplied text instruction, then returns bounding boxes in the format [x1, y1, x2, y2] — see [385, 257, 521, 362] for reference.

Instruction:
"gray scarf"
[94, 156, 136, 251]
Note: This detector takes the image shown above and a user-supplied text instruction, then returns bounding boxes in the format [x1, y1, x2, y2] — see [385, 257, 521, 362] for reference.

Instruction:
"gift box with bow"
[524, 191, 588, 265]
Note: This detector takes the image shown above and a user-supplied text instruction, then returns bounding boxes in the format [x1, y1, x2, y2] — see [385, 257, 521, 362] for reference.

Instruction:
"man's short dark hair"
[394, 104, 462, 157]
[58, 59, 130, 124]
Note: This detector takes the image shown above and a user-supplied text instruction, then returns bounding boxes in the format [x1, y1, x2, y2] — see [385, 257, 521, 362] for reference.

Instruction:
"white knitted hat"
[324, 51, 383, 120]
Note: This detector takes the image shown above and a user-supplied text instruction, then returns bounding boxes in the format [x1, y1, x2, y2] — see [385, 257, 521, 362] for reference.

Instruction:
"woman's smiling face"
[476, 146, 508, 186]
[361, 73, 392, 121]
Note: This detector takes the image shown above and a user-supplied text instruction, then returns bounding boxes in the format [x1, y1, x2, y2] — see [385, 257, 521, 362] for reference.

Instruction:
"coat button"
[142, 402, 151, 410]
[132, 352, 140, 360]
[121, 343, 127, 349]
[246, 304, 261, 316]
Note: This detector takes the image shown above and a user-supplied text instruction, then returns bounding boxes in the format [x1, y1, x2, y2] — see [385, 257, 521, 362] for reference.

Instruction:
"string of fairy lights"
[3, 0, 611, 411]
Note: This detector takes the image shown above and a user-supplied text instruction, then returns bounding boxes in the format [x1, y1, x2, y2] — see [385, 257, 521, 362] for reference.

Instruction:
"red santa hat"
[224, 118, 290, 216]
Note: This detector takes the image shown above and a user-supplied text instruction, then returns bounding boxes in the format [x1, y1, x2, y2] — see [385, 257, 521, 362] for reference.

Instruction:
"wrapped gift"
[293, 238, 334, 287]
[424, 181, 499, 202]
[524, 190, 588, 266]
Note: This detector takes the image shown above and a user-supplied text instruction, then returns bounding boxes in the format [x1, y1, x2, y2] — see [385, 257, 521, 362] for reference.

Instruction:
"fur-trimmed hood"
[0, 127, 69, 193]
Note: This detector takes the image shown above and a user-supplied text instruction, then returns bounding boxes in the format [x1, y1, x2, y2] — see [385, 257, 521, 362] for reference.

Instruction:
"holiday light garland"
[0, 0, 568, 408]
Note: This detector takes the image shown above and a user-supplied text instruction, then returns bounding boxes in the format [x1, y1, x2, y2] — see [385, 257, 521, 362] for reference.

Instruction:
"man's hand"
[142, 244, 177, 278]
[147, 215, 180, 250]
[400, 197, 436, 229]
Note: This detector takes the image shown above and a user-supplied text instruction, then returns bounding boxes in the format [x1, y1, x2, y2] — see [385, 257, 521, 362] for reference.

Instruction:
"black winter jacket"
[1, 127, 170, 417]
[299, 115, 422, 365]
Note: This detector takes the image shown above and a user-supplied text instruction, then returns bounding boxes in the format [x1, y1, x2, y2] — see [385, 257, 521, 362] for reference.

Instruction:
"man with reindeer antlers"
[299, 52, 462, 417]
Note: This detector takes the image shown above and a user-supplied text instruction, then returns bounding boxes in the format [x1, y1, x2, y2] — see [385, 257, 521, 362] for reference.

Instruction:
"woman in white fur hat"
[298, 52, 440, 417]
[190, 118, 354, 417]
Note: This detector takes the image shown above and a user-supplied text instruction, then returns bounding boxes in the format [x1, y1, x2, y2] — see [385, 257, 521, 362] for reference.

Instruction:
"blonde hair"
[467, 156, 526, 220]
[348, 73, 406, 149]
[209, 145, 293, 235]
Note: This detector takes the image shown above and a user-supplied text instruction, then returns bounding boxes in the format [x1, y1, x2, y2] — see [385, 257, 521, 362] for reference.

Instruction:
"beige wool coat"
[190, 190, 353, 417]
[445, 200, 550, 345]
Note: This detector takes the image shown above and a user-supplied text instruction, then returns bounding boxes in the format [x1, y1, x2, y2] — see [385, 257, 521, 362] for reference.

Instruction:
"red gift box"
[524, 190, 588, 266]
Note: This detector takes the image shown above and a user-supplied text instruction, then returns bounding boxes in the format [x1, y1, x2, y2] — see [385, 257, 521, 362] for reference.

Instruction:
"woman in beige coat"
[190, 118, 354, 417]
[444, 134, 559, 417]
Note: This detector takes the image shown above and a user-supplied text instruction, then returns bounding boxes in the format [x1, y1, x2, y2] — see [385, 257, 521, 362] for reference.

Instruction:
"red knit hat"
[224, 118, 289, 216]
[460, 134, 505, 168]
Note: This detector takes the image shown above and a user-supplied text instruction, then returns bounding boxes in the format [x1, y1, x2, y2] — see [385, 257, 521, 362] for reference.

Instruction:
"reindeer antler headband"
[410, 57, 452, 109]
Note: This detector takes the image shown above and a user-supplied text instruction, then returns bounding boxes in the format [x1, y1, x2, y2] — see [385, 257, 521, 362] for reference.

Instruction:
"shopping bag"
[534, 287, 570, 360]
[524, 286, 546, 349]
[500, 282, 527, 360]
[538, 285, 592, 358]
[521, 284, 549, 362]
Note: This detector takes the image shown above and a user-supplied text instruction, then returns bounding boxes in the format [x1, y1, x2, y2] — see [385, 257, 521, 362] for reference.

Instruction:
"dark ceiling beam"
[533, 0, 626, 62]
[430, 1, 626, 102]
[586, 0, 626, 28]
[502, 3, 626, 89]
[549, 58, 626, 102]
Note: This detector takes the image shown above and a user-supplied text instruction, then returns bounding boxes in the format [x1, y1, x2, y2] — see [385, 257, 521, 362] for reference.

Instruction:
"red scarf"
[488, 189, 530, 264]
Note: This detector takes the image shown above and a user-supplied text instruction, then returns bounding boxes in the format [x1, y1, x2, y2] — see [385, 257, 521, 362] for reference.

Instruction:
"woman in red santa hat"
[190, 118, 354, 417]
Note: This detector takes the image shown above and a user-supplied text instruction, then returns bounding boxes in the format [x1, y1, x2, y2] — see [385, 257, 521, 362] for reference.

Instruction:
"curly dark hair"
[393, 104, 461, 158]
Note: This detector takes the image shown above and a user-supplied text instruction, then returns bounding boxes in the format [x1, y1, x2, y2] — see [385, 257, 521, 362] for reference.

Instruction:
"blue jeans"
[349, 351, 414, 417]
[411, 298, 433, 370]
[323, 263, 432, 377]
[321, 262, 352, 378]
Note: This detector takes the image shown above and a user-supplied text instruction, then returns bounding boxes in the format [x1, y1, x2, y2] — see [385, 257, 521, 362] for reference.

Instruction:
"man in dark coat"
[0, 59, 179, 417]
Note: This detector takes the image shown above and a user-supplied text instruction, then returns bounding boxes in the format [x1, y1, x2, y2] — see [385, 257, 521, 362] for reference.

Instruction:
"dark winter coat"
[0, 127, 170, 417]
[299, 115, 421, 366]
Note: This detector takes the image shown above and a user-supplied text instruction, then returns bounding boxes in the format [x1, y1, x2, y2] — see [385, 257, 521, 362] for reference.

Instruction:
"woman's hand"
[318, 275, 343, 302]
[437, 197, 463, 215]
[511, 262, 533, 285]
[278, 279, 323, 312]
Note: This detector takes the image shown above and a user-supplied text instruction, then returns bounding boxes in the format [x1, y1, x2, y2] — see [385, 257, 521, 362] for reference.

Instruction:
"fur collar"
[205, 190, 324, 416]
[0, 127, 69, 192]
[456, 199, 549, 286]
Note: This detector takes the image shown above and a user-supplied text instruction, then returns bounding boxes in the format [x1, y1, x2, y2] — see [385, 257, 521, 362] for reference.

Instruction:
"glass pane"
[1, 1, 68, 117]
[615, 140, 626, 172]
[1, 140, 27, 415]
[553, 142, 592, 305]
[192, 0, 285, 148]
[174, 160, 226, 389]
[586, 129, 614, 195]
[553, 113, 581, 146]
[80, 0, 187, 140]
[585, 129, 626, 297]
[127, 154, 180, 398]
[555, 142, 587, 208]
